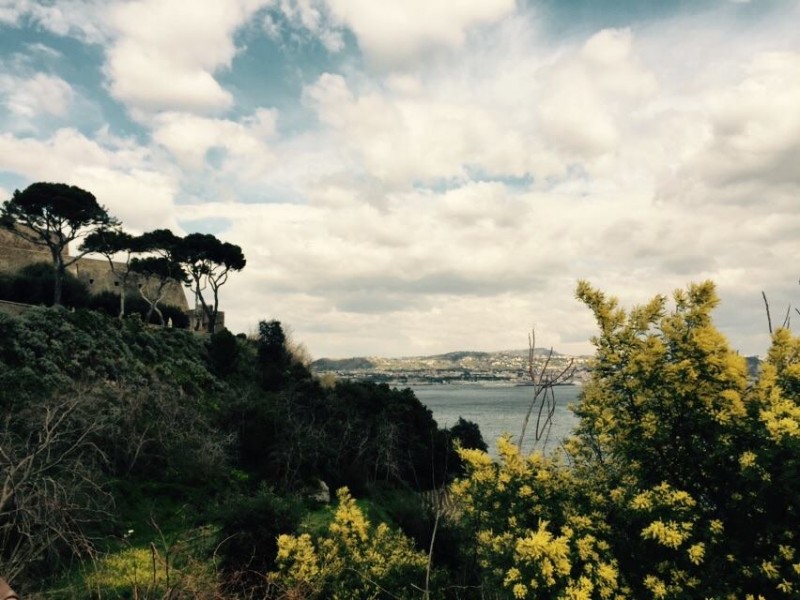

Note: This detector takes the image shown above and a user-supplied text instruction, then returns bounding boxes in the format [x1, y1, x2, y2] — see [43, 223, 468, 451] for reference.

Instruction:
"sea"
[409, 383, 581, 457]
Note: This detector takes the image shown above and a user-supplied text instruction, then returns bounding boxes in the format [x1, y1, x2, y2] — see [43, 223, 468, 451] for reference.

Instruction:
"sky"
[0, 0, 798, 358]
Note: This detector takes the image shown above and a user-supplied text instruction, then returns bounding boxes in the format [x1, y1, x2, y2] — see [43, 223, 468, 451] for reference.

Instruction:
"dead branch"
[518, 329, 575, 454]
[762, 291, 773, 334]
[0, 392, 110, 584]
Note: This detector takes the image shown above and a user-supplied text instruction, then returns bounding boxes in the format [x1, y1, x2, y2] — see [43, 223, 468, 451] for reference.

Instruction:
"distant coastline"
[311, 348, 593, 386]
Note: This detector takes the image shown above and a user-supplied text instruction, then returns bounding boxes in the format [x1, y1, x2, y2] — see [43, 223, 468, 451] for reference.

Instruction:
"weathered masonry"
[0, 226, 189, 311]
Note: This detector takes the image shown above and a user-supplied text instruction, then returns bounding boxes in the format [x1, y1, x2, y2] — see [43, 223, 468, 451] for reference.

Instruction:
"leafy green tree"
[216, 485, 303, 577]
[258, 319, 291, 390]
[137, 228, 182, 256]
[80, 229, 137, 318]
[176, 233, 245, 333]
[450, 417, 487, 453]
[0, 182, 118, 305]
[125, 228, 186, 326]
[207, 327, 240, 378]
[128, 256, 186, 326]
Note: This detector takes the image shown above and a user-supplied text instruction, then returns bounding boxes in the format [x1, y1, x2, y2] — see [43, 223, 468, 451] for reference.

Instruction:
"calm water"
[410, 384, 581, 457]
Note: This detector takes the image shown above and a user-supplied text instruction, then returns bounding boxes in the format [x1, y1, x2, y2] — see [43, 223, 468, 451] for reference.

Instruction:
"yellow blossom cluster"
[270, 488, 426, 599]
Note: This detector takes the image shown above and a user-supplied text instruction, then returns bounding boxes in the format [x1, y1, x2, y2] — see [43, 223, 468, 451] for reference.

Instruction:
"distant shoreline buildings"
[312, 350, 593, 386]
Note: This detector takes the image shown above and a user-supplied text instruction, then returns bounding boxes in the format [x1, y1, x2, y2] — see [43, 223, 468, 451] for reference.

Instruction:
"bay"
[410, 383, 581, 457]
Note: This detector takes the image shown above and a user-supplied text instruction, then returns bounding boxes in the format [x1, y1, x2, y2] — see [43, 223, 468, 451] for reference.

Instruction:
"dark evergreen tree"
[0, 182, 118, 305]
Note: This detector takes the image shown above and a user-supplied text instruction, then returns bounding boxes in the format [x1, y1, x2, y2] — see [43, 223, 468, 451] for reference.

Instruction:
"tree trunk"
[194, 284, 214, 333]
[53, 260, 65, 306]
[139, 285, 166, 326]
[207, 286, 220, 334]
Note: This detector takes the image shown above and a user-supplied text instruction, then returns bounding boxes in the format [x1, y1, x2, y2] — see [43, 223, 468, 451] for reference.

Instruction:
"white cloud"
[189, 6, 798, 357]
[537, 29, 657, 158]
[104, 0, 270, 115]
[170, 182, 632, 353]
[0, 128, 181, 231]
[0, 0, 109, 43]
[73, 166, 180, 231]
[303, 72, 528, 185]
[657, 51, 800, 209]
[3, 73, 74, 118]
[0, 0, 30, 26]
[268, 0, 516, 67]
[1, 1, 270, 115]
[324, 0, 516, 67]
[152, 109, 277, 174]
[302, 24, 659, 188]
[2, 1, 799, 359]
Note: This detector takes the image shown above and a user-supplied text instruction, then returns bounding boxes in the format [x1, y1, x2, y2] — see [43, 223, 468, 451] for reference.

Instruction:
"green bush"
[0, 261, 90, 307]
[216, 486, 304, 576]
[207, 328, 240, 377]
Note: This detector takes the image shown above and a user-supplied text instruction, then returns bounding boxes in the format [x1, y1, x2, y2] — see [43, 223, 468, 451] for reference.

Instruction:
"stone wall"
[0, 299, 34, 317]
[0, 225, 190, 311]
[0, 227, 52, 272]
[72, 257, 189, 311]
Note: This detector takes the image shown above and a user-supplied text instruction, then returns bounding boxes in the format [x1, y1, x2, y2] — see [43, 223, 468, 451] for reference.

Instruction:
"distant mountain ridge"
[311, 347, 567, 374]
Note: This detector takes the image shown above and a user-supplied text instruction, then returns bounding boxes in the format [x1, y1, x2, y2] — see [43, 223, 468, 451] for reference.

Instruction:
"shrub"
[451, 281, 800, 599]
[216, 486, 304, 576]
[269, 488, 428, 599]
[0, 261, 90, 307]
[207, 328, 240, 377]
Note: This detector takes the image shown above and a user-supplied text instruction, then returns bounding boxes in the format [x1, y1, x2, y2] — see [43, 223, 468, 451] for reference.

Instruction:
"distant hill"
[310, 347, 571, 374]
[311, 357, 376, 371]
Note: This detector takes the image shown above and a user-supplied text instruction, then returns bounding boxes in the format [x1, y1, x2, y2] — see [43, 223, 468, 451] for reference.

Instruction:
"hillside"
[0, 308, 469, 597]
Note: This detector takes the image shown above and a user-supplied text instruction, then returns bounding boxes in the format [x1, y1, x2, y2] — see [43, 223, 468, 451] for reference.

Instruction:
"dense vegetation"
[271, 282, 800, 599]
[1, 280, 799, 599]
[0, 304, 469, 597]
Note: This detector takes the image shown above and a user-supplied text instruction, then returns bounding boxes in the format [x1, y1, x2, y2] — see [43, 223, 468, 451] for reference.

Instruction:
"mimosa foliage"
[270, 488, 428, 599]
[452, 281, 800, 599]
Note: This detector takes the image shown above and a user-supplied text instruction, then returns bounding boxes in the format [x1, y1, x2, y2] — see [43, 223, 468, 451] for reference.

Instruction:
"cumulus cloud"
[173, 181, 646, 354]
[3, 72, 74, 118]
[166, 5, 799, 357]
[1, 0, 271, 116]
[270, 0, 516, 67]
[0, 0, 109, 43]
[0, 128, 181, 231]
[1, 1, 798, 358]
[538, 28, 657, 159]
[304, 72, 509, 185]
[657, 51, 800, 209]
[324, 0, 516, 67]
[152, 109, 277, 174]
[104, 0, 270, 116]
[301, 23, 659, 188]
[0, 1, 29, 26]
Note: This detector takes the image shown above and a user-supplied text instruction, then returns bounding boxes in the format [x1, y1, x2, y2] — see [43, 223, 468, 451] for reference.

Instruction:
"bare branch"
[762, 291, 773, 334]
[781, 304, 791, 330]
[0, 391, 110, 583]
[518, 329, 575, 454]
